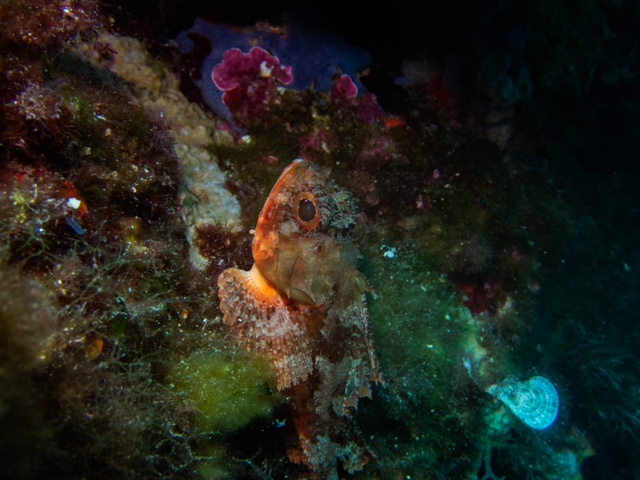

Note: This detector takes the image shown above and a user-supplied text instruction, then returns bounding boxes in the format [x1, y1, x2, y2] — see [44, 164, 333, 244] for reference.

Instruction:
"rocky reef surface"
[1, 1, 639, 479]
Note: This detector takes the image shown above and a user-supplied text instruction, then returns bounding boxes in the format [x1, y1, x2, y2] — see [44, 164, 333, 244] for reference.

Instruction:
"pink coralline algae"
[298, 128, 337, 157]
[331, 74, 385, 124]
[357, 92, 386, 124]
[212, 47, 293, 127]
[331, 74, 358, 103]
[176, 13, 372, 129]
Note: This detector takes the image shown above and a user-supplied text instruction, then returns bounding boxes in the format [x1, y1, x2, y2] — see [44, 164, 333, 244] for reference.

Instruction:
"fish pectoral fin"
[334, 295, 384, 410]
[217, 264, 314, 390]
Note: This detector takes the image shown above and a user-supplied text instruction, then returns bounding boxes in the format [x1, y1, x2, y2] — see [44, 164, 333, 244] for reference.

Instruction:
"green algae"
[166, 346, 285, 479]
[0, 270, 57, 478]
[195, 441, 236, 480]
[359, 242, 491, 477]
[168, 347, 281, 434]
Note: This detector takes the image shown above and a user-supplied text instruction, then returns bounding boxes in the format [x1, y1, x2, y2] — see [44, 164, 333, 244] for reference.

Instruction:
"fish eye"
[298, 198, 316, 221]
[293, 191, 321, 230]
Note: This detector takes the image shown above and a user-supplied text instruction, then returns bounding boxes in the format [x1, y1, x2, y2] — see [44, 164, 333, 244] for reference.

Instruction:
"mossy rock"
[168, 347, 281, 433]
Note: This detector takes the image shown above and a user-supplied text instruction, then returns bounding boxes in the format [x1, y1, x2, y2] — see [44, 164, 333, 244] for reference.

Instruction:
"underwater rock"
[0, 270, 57, 478]
[487, 375, 559, 430]
[176, 10, 371, 128]
[218, 159, 381, 478]
[74, 33, 243, 269]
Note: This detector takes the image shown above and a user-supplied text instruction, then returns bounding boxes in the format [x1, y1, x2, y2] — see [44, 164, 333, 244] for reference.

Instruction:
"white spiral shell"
[487, 376, 559, 430]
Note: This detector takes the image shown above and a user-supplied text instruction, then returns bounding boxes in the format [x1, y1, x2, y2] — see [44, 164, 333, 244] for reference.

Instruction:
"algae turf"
[0, 5, 292, 477]
[167, 348, 284, 479]
[356, 238, 588, 480]
[357, 243, 492, 478]
[0, 7, 262, 478]
[167, 348, 281, 434]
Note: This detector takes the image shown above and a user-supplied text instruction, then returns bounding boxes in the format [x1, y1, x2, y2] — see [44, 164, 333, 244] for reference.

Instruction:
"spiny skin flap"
[217, 264, 316, 390]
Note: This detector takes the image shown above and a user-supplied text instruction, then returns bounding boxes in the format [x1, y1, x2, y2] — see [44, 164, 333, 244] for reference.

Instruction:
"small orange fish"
[218, 159, 381, 476]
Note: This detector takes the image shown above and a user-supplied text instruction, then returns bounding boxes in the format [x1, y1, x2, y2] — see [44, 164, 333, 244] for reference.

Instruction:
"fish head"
[252, 159, 358, 304]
